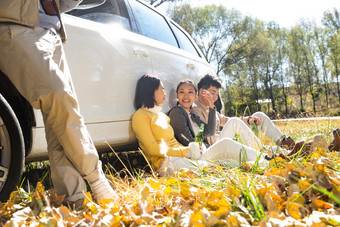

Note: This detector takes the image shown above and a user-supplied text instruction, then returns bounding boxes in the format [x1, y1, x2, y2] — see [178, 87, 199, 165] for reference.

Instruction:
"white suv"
[0, 0, 216, 200]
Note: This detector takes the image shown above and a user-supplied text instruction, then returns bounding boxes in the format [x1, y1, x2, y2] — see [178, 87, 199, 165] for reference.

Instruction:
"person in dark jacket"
[133, 75, 270, 177]
[168, 79, 216, 147]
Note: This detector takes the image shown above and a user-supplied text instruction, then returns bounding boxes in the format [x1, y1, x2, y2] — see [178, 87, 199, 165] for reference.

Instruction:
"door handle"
[186, 63, 196, 70]
[133, 49, 149, 57]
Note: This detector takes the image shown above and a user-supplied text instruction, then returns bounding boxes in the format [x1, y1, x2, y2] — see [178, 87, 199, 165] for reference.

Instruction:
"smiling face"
[177, 83, 197, 111]
[154, 82, 166, 106]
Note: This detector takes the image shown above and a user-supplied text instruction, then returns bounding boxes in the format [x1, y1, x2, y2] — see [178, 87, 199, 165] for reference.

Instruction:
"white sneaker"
[90, 177, 118, 201]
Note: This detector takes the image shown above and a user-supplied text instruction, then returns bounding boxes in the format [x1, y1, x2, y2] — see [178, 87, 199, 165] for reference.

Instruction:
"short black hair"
[176, 79, 198, 94]
[197, 74, 221, 90]
[134, 73, 161, 110]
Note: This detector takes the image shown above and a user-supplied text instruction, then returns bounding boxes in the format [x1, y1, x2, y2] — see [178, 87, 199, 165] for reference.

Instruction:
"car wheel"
[0, 94, 25, 201]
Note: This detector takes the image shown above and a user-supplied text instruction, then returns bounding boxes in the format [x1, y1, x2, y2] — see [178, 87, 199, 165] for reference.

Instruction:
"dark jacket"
[168, 105, 216, 146]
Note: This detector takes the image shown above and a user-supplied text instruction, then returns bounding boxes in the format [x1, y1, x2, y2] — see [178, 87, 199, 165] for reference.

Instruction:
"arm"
[132, 111, 187, 158]
[191, 108, 216, 138]
[203, 108, 217, 137]
[168, 107, 194, 146]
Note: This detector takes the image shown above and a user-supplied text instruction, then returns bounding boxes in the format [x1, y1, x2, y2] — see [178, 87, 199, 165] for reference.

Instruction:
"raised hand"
[248, 116, 261, 126]
[200, 89, 215, 109]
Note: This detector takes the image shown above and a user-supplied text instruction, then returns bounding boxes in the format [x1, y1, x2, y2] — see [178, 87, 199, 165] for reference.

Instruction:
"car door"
[126, 0, 204, 111]
[63, 0, 154, 147]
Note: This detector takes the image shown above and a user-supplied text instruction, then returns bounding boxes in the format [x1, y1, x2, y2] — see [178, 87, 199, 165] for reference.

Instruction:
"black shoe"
[279, 136, 295, 149]
[265, 155, 273, 161]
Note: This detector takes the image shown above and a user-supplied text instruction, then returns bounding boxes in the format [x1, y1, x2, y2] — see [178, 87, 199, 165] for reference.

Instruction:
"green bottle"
[252, 120, 258, 136]
[195, 123, 205, 146]
[233, 134, 238, 141]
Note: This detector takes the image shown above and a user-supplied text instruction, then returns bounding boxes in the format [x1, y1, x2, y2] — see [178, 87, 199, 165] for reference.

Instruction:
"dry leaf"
[311, 199, 333, 210]
[201, 207, 219, 227]
[191, 210, 204, 227]
[175, 203, 192, 227]
[147, 178, 161, 189]
[286, 203, 302, 220]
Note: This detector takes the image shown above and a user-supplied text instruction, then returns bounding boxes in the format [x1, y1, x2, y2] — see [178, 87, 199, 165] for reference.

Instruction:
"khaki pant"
[219, 117, 288, 153]
[159, 138, 268, 176]
[159, 118, 288, 176]
[0, 24, 102, 202]
[251, 111, 285, 144]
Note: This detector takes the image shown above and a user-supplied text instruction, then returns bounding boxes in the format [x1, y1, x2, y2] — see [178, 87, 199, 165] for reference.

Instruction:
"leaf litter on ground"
[1, 119, 340, 226]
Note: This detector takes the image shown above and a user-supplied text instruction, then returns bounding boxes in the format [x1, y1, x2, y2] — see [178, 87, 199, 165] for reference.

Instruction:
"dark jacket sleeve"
[168, 106, 195, 146]
[191, 108, 216, 138]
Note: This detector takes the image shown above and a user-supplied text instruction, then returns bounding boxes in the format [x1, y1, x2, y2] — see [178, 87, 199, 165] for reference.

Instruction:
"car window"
[129, 0, 178, 48]
[67, 0, 131, 30]
[170, 22, 200, 57]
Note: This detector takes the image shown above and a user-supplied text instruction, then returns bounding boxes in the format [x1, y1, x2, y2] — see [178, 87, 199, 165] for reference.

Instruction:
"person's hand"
[187, 142, 202, 159]
[199, 143, 207, 156]
[248, 116, 261, 125]
[200, 89, 215, 109]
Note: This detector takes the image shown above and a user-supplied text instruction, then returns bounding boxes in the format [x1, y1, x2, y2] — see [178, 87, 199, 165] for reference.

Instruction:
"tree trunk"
[312, 93, 316, 113]
[323, 72, 329, 110]
[299, 93, 304, 112]
[325, 83, 329, 109]
[269, 88, 276, 112]
[284, 94, 288, 115]
[337, 75, 340, 104]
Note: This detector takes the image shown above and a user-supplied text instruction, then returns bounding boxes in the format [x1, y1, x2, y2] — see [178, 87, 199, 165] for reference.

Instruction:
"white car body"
[26, 0, 216, 161]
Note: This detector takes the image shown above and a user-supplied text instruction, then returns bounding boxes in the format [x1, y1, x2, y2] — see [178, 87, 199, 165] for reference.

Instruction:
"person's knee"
[252, 111, 265, 118]
[228, 117, 244, 125]
[252, 111, 270, 122]
[219, 137, 236, 147]
[43, 89, 78, 108]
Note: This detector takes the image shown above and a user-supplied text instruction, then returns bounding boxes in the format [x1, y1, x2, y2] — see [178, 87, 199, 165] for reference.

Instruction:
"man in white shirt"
[191, 74, 295, 149]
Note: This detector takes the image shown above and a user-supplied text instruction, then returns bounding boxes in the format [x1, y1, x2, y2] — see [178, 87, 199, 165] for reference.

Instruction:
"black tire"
[0, 94, 25, 201]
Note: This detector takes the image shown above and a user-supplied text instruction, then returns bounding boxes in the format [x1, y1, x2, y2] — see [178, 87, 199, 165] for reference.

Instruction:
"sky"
[163, 0, 339, 28]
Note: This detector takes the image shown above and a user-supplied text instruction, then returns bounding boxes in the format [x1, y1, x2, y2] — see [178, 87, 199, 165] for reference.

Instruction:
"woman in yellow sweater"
[132, 74, 269, 176]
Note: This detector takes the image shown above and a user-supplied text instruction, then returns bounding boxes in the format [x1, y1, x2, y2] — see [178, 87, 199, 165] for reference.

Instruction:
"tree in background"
[275, 28, 290, 115]
[167, 2, 340, 116]
[169, 4, 265, 115]
[323, 8, 340, 105]
[169, 4, 261, 76]
[254, 22, 285, 113]
[144, 0, 181, 7]
[299, 20, 320, 113]
[323, 8, 340, 33]
[287, 26, 306, 112]
[314, 26, 331, 110]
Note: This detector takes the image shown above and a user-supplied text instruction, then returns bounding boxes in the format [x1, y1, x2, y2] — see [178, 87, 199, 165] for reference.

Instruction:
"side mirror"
[76, 0, 106, 9]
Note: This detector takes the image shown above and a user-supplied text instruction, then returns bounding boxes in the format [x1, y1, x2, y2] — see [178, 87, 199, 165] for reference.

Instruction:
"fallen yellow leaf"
[311, 199, 333, 210]
[286, 203, 302, 220]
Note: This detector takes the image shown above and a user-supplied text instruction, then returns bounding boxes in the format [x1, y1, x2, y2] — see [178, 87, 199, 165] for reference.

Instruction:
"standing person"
[191, 74, 295, 149]
[0, 0, 117, 208]
[132, 74, 270, 177]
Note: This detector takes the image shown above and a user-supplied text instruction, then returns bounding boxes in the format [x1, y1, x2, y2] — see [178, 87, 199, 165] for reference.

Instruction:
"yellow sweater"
[132, 108, 189, 171]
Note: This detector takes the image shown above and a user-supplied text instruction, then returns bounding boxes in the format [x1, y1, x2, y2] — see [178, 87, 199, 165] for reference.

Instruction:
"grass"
[274, 118, 340, 141]
[2, 118, 340, 226]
